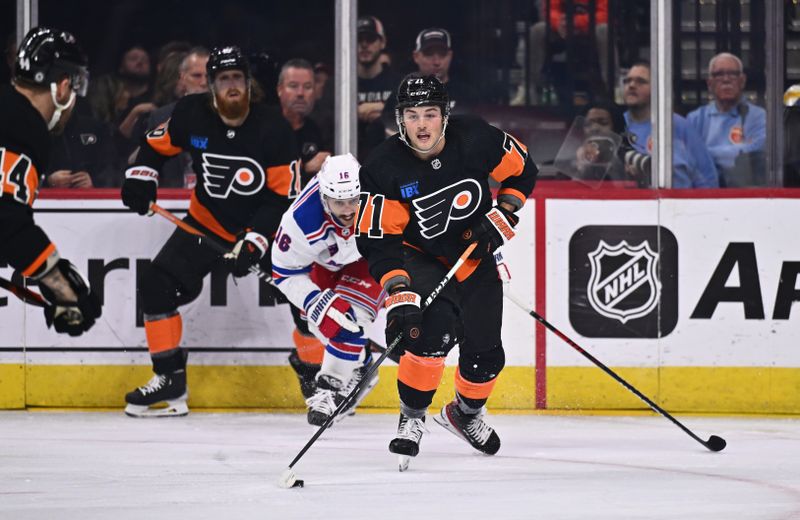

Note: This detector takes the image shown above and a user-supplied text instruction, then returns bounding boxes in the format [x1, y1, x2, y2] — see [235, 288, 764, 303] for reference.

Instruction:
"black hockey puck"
[292, 479, 305, 488]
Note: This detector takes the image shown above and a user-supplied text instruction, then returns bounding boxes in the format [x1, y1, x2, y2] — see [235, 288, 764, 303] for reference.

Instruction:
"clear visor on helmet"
[69, 67, 89, 97]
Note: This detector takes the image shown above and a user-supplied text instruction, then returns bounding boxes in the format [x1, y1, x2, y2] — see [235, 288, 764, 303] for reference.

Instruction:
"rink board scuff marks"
[1, 412, 799, 520]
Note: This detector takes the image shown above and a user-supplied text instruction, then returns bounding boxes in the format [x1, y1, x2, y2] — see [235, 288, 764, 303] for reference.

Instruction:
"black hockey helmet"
[206, 45, 250, 83]
[395, 74, 450, 118]
[14, 27, 89, 96]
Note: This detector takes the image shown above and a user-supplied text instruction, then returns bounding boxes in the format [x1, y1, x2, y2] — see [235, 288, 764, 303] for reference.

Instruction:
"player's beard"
[215, 87, 250, 120]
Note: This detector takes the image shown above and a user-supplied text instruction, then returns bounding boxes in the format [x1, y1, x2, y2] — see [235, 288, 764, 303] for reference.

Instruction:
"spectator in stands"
[528, 0, 610, 104]
[357, 15, 398, 158]
[376, 27, 478, 142]
[88, 45, 155, 169]
[135, 47, 210, 188]
[277, 59, 330, 184]
[687, 52, 766, 187]
[310, 62, 334, 152]
[153, 40, 191, 75]
[176, 47, 210, 98]
[622, 61, 718, 188]
[89, 45, 154, 133]
[574, 102, 626, 181]
[150, 50, 187, 108]
[783, 84, 800, 187]
[46, 100, 119, 188]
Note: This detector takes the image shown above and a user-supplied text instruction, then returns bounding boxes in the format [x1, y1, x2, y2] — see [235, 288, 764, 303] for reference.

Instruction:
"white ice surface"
[1, 412, 799, 520]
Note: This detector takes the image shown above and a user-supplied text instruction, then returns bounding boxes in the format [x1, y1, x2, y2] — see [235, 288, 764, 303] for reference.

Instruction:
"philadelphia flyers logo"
[201, 153, 265, 199]
[412, 179, 482, 238]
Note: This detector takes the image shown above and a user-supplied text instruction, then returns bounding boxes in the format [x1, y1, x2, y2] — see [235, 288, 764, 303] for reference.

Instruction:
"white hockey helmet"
[318, 153, 361, 202]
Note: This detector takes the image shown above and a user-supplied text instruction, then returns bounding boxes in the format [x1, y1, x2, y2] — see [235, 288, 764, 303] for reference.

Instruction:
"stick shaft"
[150, 203, 271, 282]
[503, 289, 718, 451]
[0, 276, 48, 307]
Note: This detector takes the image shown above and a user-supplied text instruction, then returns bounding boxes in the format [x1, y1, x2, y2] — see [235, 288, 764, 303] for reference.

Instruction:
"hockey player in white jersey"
[272, 153, 384, 426]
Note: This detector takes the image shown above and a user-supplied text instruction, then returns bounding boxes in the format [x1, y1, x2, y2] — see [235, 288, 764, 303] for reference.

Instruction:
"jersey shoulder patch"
[290, 179, 329, 240]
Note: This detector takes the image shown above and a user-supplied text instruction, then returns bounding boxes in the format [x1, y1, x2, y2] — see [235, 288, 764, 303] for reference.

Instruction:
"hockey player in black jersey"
[0, 27, 101, 336]
[356, 75, 538, 470]
[120, 46, 301, 417]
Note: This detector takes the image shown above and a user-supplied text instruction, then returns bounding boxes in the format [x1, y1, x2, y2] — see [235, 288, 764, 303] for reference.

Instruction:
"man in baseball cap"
[357, 15, 398, 158]
[413, 28, 452, 81]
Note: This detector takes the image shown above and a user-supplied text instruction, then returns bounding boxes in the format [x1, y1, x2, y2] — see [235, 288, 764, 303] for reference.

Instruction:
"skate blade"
[124, 399, 189, 418]
[398, 455, 411, 472]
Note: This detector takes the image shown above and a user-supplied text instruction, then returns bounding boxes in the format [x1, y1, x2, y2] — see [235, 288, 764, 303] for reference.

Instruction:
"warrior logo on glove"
[201, 153, 266, 199]
[412, 179, 482, 239]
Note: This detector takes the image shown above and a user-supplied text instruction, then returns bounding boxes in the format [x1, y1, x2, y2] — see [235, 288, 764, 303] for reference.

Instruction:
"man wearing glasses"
[622, 61, 718, 188]
[687, 52, 766, 187]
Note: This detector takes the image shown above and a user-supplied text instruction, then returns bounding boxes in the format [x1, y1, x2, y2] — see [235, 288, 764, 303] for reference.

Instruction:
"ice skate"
[289, 350, 320, 400]
[124, 370, 188, 418]
[388, 414, 426, 472]
[337, 362, 379, 418]
[305, 375, 342, 426]
[433, 401, 500, 455]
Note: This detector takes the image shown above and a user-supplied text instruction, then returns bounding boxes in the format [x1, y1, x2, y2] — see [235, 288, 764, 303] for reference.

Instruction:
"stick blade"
[277, 467, 303, 489]
[705, 435, 727, 452]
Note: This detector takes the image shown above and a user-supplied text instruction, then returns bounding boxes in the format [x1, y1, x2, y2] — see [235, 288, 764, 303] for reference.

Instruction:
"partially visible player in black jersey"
[120, 46, 301, 417]
[0, 27, 101, 337]
[356, 75, 538, 470]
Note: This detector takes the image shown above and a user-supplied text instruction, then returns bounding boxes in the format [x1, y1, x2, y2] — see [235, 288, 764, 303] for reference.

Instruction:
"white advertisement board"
[0, 198, 538, 367]
[547, 196, 800, 368]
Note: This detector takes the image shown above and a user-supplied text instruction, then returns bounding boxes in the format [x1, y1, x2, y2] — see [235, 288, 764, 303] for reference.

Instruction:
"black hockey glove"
[461, 205, 519, 259]
[384, 286, 422, 349]
[224, 232, 269, 277]
[39, 259, 102, 337]
[121, 167, 159, 215]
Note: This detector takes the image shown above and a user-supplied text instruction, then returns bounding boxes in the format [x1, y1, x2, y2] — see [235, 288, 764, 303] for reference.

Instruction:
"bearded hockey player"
[356, 74, 538, 470]
[120, 46, 300, 417]
[272, 153, 383, 425]
[0, 27, 101, 336]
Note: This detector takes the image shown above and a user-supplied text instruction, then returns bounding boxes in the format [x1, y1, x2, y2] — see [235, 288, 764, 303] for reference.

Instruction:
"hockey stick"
[367, 338, 401, 364]
[502, 286, 726, 452]
[278, 242, 478, 489]
[0, 276, 49, 307]
[149, 203, 272, 282]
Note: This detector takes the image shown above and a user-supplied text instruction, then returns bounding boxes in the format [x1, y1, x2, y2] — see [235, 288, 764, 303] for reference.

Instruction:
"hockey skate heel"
[124, 370, 189, 418]
[388, 414, 426, 472]
[433, 401, 501, 455]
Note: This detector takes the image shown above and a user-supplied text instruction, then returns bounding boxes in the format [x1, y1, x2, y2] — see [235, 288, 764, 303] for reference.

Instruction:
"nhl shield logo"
[587, 240, 660, 323]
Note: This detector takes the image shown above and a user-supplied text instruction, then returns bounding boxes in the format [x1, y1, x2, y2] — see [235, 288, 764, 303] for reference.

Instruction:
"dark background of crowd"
[1, 1, 797, 188]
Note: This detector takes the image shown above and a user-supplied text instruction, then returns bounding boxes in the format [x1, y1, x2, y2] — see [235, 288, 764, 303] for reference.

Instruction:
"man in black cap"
[377, 28, 478, 140]
[357, 15, 399, 159]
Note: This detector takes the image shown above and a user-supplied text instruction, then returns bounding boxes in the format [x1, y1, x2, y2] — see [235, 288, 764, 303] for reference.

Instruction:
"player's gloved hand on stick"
[384, 285, 422, 348]
[224, 231, 269, 277]
[461, 205, 519, 259]
[305, 289, 361, 342]
[39, 259, 102, 337]
[121, 167, 159, 216]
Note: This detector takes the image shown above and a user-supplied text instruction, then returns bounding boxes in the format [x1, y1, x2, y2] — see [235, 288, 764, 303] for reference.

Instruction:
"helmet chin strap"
[48, 83, 76, 131]
[398, 115, 449, 156]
